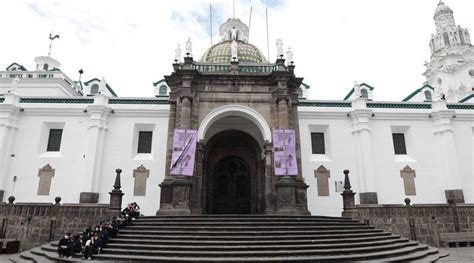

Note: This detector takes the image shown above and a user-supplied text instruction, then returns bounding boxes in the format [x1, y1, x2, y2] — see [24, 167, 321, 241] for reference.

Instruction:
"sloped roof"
[402, 84, 435, 102]
[343, 83, 374, 100]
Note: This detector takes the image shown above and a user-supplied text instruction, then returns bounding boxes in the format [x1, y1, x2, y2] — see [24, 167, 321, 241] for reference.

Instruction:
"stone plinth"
[157, 177, 193, 215]
[275, 176, 309, 215]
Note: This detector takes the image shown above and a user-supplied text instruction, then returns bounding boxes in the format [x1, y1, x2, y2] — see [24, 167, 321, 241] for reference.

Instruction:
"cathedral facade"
[0, 1, 473, 216]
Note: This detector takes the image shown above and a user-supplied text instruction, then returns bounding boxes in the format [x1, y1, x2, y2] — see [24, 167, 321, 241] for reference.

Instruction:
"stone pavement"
[438, 247, 474, 262]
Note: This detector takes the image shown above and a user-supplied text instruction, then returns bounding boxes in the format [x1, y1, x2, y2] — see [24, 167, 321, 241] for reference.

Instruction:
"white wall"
[2, 101, 169, 216]
[298, 103, 474, 216]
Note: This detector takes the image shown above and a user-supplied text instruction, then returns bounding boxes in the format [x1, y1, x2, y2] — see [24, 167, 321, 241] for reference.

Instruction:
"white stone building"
[0, 1, 473, 216]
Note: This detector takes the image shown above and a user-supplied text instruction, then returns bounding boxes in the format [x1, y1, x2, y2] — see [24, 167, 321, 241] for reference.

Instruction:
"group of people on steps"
[57, 202, 140, 260]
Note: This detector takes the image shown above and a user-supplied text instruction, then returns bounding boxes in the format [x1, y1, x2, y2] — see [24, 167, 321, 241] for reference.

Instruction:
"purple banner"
[273, 129, 298, 176]
[170, 129, 197, 176]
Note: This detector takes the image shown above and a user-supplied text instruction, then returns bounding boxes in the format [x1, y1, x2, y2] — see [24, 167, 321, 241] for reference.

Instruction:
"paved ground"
[438, 247, 474, 262]
[0, 247, 472, 262]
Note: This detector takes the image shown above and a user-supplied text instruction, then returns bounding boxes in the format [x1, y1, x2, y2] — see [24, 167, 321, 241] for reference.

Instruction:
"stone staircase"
[10, 215, 448, 262]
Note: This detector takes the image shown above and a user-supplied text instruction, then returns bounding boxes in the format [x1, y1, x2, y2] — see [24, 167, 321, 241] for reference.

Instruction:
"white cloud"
[1, 0, 473, 100]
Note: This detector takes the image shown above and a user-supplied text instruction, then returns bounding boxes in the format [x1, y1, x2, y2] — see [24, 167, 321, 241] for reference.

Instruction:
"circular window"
[437, 78, 443, 84]
[469, 69, 474, 77]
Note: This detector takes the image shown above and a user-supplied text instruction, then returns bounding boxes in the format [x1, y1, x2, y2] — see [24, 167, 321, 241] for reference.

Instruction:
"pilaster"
[431, 100, 464, 203]
[80, 94, 110, 203]
[349, 98, 377, 204]
[0, 92, 20, 202]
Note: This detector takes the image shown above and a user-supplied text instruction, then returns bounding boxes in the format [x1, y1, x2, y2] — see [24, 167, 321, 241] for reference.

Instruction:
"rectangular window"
[392, 133, 407, 155]
[311, 132, 326, 154]
[46, 129, 63, 152]
[137, 131, 153, 154]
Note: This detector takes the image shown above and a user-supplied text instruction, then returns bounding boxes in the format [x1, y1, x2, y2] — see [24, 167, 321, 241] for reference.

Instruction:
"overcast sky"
[1, 0, 473, 100]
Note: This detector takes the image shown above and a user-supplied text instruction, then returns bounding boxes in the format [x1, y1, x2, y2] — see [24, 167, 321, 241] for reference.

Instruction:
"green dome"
[200, 40, 267, 63]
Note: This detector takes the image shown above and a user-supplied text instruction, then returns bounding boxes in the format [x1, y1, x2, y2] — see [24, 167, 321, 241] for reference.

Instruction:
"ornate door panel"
[213, 156, 251, 214]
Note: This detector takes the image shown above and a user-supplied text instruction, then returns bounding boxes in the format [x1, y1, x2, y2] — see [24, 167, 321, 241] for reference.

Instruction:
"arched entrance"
[204, 130, 264, 214]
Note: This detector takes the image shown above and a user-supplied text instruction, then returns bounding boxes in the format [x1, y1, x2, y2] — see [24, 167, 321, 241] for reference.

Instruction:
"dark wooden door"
[213, 156, 251, 214]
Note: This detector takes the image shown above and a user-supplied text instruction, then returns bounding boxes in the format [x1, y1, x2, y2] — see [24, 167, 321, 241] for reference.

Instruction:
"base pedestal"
[157, 177, 193, 215]
[275, 177, 310, 215]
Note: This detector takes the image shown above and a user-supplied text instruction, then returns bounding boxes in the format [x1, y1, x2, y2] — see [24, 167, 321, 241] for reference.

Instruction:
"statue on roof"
[231, 27, 237, 40]
[353, 81, 362, 98]
[175, 44, 182, 63]
[100, 77, 107, 94]
[185, 38, 192, 57]
[276, 39, 284, 59]
[286, 47, 294, 65]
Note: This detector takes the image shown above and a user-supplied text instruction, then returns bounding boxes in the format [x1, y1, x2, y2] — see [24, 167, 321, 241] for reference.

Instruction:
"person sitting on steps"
[57, 232, 72, 258]
[82, 233, 103, 260]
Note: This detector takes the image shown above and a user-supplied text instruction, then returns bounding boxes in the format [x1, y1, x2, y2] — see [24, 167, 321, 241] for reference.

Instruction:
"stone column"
[431, 100, 464, 203]
[0, 92, 20, 202]
[180, 96, 191, 129]
[264, 141, 275, 214]
[80, 94, 110, 203]
[341, 170, 358, 218]
[158, 69, 196, 215]
[277, 98, 288, 128]
[108, 169, 124, 218]
[350, 98, 378, 204]
[191, 141, 204, 214]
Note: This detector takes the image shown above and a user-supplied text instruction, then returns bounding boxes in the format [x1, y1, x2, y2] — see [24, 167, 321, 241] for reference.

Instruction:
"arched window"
[298, 88, 303, 98]
[459, 30, 465, 44]
[360, 89, 369, 99]
[424, 90, 432, 101]
[43, 64, 49, 70]
[443, 32, 450, 47]
[159, 85, 167, 96]
[90, 84, 99, 95]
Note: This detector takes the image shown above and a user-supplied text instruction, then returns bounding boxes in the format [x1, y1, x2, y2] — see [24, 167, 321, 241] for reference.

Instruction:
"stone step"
[9, 251, 36, 263]
[100, 241, 420, 257]
[108, 234, 401, 245]
[125, 225, 375, 231]
[114, 231, 392, 240]
[105, 237, 409, 251]
[134, 217, 358, 223]
[366, 246, 446, 262]
[410, 248, 449, 262]
[18, 215, 446, 262]
[137, 217, 353, 221]
[94, 244, 430, 262]
[118, 228, 383, 236]
[132, 220, 363, 226]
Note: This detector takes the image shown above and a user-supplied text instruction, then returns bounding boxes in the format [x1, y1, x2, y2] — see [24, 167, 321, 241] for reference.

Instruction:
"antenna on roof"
[265, 2, 270, 61]
[248, 5, 253, 42]
[210, 4, 213, 46]
[233, 0, 236, 18]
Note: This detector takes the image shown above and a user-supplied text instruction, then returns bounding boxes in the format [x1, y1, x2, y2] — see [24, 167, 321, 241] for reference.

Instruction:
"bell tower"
[423, 1, 474, 102]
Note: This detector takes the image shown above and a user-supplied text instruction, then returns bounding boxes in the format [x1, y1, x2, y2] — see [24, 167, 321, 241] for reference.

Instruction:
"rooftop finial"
[48, 33, 60, 56]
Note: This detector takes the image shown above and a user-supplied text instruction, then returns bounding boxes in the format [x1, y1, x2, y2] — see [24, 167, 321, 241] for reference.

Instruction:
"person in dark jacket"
[71, 234, 83, 254]
[57, 232, 72, 258]
[81, 227, 93, 246]
[82, 233, 103, 260]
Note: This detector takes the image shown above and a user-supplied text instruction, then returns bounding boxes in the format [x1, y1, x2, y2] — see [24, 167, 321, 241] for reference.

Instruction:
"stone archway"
[203, 130, 264, 214]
